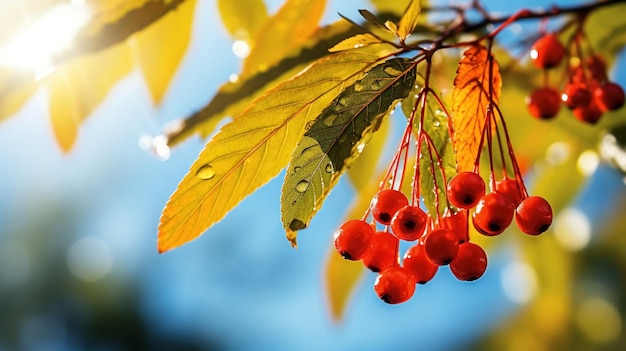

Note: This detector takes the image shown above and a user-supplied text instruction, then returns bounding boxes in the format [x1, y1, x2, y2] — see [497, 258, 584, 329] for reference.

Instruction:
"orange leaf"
[451, 45, 501, 172]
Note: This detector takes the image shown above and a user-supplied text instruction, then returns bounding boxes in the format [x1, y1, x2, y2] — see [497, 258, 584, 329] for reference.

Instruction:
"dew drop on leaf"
[370, 80, 381, 90]
[294, 166, 301, 173]
[325, 163, 334, 173]
[196, 164, 216, 180]
[296, 180, 310, 193]
[384, 66, 403, 76]
[354, 83, 364, 92]
[324, 114, 338, 126]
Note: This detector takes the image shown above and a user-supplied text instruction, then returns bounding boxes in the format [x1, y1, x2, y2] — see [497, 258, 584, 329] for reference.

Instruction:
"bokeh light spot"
[67, 237, 113, 282]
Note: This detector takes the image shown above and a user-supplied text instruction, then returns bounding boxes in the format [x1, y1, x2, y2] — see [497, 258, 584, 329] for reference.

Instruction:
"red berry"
[333, 220, 375, 260]
[361, 231, 399, 272]
[472, 193, 516, 236]
[423, 228, 460, 266]
[526, 87, 561, 119]
[573, 100, 604, 124]
[371, 189, 409, 225]
[515, 196, 553, 235]
[446, 172, 486, 209]
[529, 34, 565, 69]
[594, 82, 625, 112]
[561, 83, 592, 109]
[441, 209, 468, 244]
[449, 242, 488, 281]
[374, 266, 416, 304]
[587, 55, 608, 82]
[390, 205, 428, 241]
[495, 178, 523, 207]
[403, 244, 438, 284]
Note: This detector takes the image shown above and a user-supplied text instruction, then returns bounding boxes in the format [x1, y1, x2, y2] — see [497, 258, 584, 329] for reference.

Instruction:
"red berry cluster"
[526, 31, 625, 122]
[333, 55, 554, 303]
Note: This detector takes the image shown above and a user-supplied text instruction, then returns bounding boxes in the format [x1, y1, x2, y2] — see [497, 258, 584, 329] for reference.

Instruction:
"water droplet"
[370, 80, 381, 90]
[294, 166, 301, 173]
[356, 142, 366, 153]
[196, 164, 216, 180]
[325, 163, 333, 173]
[432, 119, 441, 127]
[354, 83, 364, 92]
[384, 66, 403, 76]
[338, 98, 347, 106]
[295, 180, 309, 193]
[324, 114, 338, 126]
[291, 200, 297, 206]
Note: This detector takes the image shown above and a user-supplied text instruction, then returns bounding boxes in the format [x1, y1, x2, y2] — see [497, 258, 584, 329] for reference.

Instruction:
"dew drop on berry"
[196, 164, 216, 180]
[295, 180, 309, 193]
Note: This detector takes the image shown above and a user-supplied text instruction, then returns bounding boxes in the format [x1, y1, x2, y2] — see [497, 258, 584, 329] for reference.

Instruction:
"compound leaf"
[158, 53, 381, 252]
[281, 58, 417, 244]
[397, 0, 421, 40]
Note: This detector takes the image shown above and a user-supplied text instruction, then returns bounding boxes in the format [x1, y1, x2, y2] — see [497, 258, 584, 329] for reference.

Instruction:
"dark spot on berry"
[380, 213, 391, 223]
[368, 265, 380, 273]
[441, 258, 452, 265]
[462, 195, 474, 205]
[538, 224, 550, 233]
[488, 222, 501, 232]
[417, 280, 428, 285]
[340, 251, 352, 260]
[403, 220, 416, 230]
[379, 294, 392, 304]
[467, 276, 478, 281]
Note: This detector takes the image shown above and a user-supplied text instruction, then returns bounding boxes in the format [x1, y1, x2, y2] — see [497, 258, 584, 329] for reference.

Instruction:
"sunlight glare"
[0, 3, 90, 77]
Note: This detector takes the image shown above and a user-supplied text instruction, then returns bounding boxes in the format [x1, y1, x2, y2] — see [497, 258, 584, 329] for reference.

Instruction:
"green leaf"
[402, 84, 456, 217]
[328, 33, 384, 52]
[217, 0, 268, 40]
[397, 0, 421, 40]
[281, 58, 417, 243]
[347, 115, 390, 191]
[165, 19, 373, 146]
[158, 52, 381, 252]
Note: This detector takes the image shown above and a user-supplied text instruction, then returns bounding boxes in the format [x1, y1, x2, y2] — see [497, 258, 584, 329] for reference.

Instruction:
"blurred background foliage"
[0, 0, 625, 350]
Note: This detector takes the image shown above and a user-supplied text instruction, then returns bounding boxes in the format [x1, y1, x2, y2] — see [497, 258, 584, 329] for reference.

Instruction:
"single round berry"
[529, 34, 565, 69]
[333, 220, 375, 260]
[361, 231, 399, 272]
[594, 82, 625, 112]
[374, 266, 416, 304]
[441, 209, 468, 244]
[526, 87, 561, 119]
[587, 55, 608, 82]
[390, 205, 428, 241]
[403, 244, 438, 284]
[515, 196, 553, 235]
[371, 189, 409, 225]
[424, 228, 460, 266]
[561, 83, 592, 109]
[472, 193, 516, 236]
[449, 242, 488, 281]
[495, 178, 523, 207]
[573, 100, 603, 124]
[446, 172, 486, 209]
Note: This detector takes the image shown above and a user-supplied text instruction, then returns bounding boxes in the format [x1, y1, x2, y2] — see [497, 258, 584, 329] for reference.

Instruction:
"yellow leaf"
[451, 45, 502, 172]
[0, 80, 37, 123]
[132, 0, 196, 103]
[328, 33, 383, 52]
[242, 0, 326, 77]
[158, 53, 381, 252]
[46, 43, 133, 151]
[397, 0, 421, 40]
[217, 0, 268, 39]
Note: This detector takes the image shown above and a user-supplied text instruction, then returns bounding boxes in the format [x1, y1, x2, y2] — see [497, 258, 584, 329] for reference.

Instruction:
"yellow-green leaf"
[281, 58, 416, 244]
[451, 45, 501, 172]
[165, 19, 369, 146]
[328, 33, 384, 52]
[158, 53, 381, 252]
[217, 0, 267, 39]
[242, 0, 326, 77]
[132, 0, 196, 104]
[397, 0, 421, 40]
